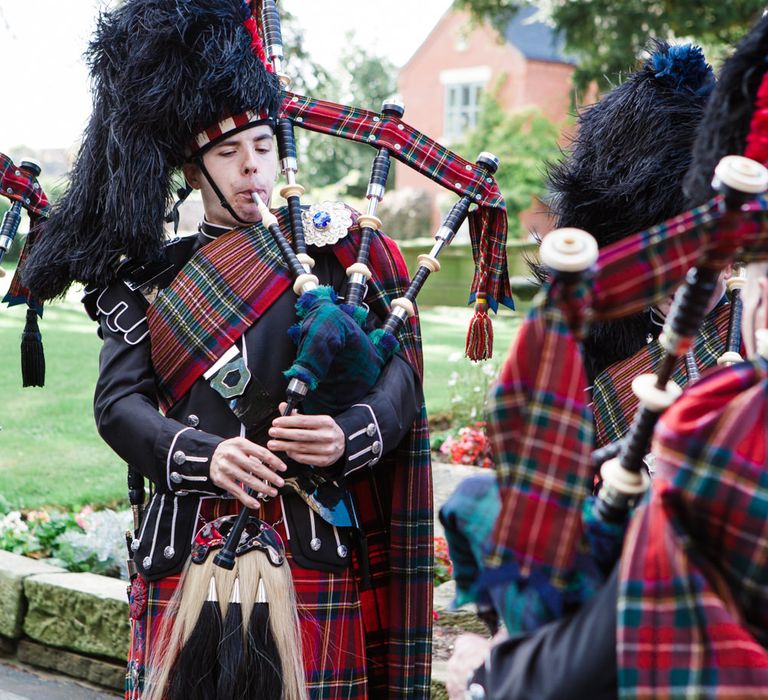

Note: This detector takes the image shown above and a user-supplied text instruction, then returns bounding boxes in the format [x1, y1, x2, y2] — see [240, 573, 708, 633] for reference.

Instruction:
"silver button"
[186, 414, 200, 428]
[310, 537, 321, 551]
[163, 546, 175, 559]
[365, 423, 376, 437]
[130, 539, 140, 552]
[337, 545, 348, 558]
[142, 556, 152, 569]
[467, 683, 486, 699]
[370, 457, 379, 466]
[170, 471, 183, 484]
[173, 450, 186, 465]
[371, 441, 381, 455]
[177, 490, 188, 496]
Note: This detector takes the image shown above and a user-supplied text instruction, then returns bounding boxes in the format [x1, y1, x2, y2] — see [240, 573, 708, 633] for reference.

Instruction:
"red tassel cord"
[465, 296, 493, 361]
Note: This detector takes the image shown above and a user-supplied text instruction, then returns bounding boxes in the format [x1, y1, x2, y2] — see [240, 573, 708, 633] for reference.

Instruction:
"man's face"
[742, 262, 768, 359]
[183, 123, 278, 228]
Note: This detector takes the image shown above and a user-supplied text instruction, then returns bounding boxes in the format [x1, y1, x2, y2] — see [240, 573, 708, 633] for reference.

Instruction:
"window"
[439, 66, 490, 144]
[444, 82, 483, 143]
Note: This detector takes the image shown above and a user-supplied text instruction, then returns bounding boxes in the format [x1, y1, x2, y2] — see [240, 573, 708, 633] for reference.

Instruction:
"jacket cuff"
[334, 403, 384, 475]
[155, 424, 224, 495]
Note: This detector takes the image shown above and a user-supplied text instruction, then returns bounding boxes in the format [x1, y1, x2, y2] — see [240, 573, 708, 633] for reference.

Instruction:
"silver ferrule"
[281, 157, 298, 178]
[391, 306, 409, 322]
[435, 225, 456, 245]
[0, 234, 13, 253]
[428, 240, 445, 259]
[348, 272, 367, 286]
[366, 183, 385, 201]
[287, 377, 308, 398]
[598, 481, 641, 512]
[365, 197, 380, 216]
[267, 44, 284, 64]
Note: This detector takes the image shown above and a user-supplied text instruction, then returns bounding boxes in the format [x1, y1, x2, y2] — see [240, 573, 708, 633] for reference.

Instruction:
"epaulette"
[82, 235, 198, 342]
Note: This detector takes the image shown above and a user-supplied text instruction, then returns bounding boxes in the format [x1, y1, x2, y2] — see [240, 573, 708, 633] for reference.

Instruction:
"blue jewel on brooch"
[302, 201, 353, 247]
[312, 210, 332, 230]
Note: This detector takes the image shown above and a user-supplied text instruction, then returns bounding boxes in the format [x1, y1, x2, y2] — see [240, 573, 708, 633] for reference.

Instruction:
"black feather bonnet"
[684, 12, 768, 205]
[546, 41, 715, 379]
[23, 0, 280, 300]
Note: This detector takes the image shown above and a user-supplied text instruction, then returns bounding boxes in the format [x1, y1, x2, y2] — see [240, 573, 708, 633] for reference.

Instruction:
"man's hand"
[209, 437, 286, 509]
[267, 402, 345, 467]
[447, 633, 493, 699]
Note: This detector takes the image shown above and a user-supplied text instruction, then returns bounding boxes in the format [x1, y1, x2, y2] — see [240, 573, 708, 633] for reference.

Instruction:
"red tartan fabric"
[279, 91, 514, 313]
[617, 359, 768, 697]
[126, 498, 370, 699]
[0, 153, 49, 217]
[592, 196, 768, 321]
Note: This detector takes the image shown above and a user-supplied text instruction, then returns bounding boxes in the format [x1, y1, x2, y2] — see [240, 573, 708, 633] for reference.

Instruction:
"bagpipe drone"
[0, 154, 48, 387]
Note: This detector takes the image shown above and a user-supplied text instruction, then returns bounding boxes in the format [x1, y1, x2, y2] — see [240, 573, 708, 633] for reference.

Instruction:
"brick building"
[397, 6, 576, 235]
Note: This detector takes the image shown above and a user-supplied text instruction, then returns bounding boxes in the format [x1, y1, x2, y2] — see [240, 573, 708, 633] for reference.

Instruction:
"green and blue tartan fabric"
[592, 301, 731, 446]
[284, 285, 393, 415]
[280, 91, 514, 313]
[617, 357, 768, 698]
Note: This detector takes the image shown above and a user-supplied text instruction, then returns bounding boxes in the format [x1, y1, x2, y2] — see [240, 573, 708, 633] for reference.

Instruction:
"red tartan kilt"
[126, 497, 370, 700]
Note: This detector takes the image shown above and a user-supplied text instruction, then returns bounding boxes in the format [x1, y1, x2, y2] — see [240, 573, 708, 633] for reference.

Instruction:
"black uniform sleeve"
[92, 284, 224, 494]
[468, 565, 619, 700]
[333, 352, 421, 476]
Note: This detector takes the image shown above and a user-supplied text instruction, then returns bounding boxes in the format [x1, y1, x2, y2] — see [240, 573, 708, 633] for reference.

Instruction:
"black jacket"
[86, 229, 421, 580]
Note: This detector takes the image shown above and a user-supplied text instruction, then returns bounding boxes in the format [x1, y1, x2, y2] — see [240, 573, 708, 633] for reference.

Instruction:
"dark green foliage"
[453, 0, 766, 93]
[455, 83, 561, 236]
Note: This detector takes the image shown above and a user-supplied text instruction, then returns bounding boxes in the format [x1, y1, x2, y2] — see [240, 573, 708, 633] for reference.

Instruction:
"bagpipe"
[476, 155, 768, 636]
[145, 2, 513, 697]
[0, 154, 49, 387]
[207, 0, 512, 563]
[453, 16, 768, 698]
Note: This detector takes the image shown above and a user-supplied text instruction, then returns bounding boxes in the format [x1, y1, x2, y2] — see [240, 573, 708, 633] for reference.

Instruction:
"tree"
[456, 84, 562, 236]
[280, 21, 398, 194]
[452, 0, 766, 93]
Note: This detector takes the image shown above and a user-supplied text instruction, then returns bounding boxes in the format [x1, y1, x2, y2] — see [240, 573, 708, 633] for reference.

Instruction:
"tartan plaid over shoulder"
[617, 358, 768, 698]
[592, 301, 731, 446]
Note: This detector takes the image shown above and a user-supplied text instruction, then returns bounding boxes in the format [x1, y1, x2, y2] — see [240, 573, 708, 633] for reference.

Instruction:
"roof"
[504, 6, 576, 65]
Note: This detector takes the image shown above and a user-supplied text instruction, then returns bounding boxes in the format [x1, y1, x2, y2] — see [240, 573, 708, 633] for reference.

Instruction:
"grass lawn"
[0, 291, 522, 510]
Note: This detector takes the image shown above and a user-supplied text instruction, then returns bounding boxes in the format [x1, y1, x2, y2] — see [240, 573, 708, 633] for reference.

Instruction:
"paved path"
[0, 660, 118, 699]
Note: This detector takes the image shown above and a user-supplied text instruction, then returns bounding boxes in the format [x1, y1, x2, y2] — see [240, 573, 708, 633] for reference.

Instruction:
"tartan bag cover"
[593, 302, 731, 446]
[280, 91, 514, 313]
[482, 274, 598, 631]
[617, 357, 768, 698]
[146, 207, 433, 696]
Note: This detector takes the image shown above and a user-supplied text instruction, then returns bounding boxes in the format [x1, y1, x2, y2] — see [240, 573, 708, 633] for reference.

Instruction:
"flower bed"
[0, 501, 131, 580]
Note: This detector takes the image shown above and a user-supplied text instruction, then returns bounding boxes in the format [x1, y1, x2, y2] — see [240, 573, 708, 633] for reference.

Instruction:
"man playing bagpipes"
[439, 38, 721, 637]
[19, 0, 442, 696]
[445, 13, 768, 699]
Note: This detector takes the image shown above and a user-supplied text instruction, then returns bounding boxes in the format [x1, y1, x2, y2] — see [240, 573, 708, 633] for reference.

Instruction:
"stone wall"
[0, 551, 126, 692]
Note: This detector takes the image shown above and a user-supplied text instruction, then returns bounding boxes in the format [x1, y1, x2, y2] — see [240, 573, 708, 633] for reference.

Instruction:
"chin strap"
[194, 155, 253, 226]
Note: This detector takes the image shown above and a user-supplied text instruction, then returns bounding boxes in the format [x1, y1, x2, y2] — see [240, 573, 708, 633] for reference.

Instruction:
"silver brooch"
[301, 201, 353, 247]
